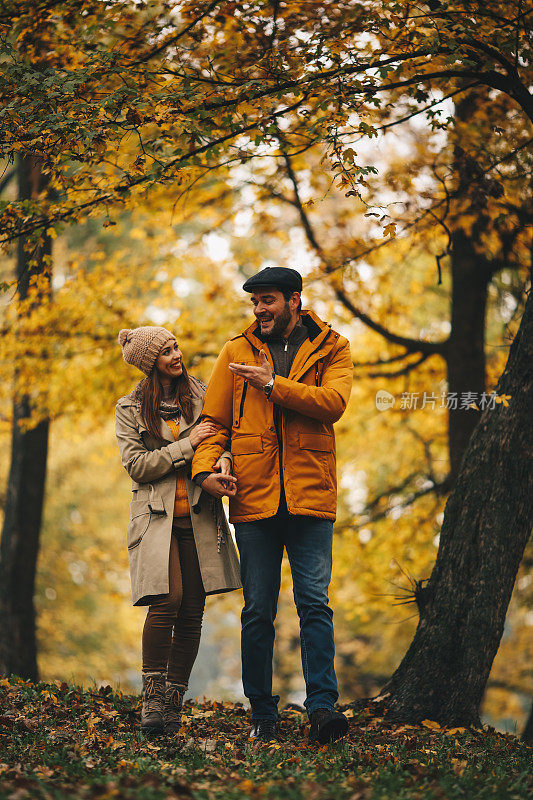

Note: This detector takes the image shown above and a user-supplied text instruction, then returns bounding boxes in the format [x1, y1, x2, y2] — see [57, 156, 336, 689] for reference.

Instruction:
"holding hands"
[201, 471, 237, 499]
[203, 455, 237, 498]
[193, 425, 238, 498]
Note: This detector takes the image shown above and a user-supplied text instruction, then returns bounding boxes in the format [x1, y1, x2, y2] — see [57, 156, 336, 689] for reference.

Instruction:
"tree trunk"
[446, 228, 489, 484]
[0, 155, 51, 681]
[522, 701, 533, 743]
[445, 91, 494, 485]
[379, 282, 533, 726]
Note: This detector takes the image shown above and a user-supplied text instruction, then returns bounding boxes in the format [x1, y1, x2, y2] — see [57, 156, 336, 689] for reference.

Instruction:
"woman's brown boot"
[141, 671, 166, 734]
[164, 682, 186, 734]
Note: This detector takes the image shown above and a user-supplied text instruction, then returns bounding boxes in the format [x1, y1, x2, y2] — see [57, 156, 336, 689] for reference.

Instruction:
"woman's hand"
[189, 420, 219, 449]
[201, 473, 237, 499]
[214, 456, 232, 476]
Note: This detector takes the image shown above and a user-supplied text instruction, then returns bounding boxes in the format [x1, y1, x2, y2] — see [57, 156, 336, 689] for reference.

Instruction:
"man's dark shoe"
[309, 708, 348, 744]
[249, 719, 278, 742]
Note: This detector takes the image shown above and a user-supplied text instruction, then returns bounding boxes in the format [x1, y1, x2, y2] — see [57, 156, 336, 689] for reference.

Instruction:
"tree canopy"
[1, 1, 531, 243]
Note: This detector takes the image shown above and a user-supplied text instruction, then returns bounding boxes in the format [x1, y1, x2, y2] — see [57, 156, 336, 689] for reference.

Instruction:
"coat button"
[193, 504, 201, 514]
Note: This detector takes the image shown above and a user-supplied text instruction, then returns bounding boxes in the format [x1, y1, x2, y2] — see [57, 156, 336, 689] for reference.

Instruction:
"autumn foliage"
[0, 0, 532, 746]
[0, 676, 532, 800]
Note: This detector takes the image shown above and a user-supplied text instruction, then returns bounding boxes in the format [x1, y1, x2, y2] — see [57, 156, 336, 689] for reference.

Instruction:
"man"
[192, 267, 353, 744]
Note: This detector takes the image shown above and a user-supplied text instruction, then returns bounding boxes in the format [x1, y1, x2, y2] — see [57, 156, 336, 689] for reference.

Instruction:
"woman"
[115, 325, 241, 736]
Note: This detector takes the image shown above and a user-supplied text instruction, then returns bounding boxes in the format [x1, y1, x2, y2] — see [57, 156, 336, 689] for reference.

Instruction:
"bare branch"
[136, 0, 223, 64]
[352, 474, 452, 531]
[366, 352, 430, 378]
[274, 132, 449, 358]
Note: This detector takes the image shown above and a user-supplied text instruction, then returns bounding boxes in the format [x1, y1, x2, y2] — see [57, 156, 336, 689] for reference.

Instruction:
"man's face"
[250, 287, 298, 338]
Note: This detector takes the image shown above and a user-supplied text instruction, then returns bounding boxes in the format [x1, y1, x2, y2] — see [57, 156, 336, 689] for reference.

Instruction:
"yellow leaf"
[187, 708, 214, 718]
[494, 394, 511, 406]
[110, 741, 126, 750]
[452, 758, 467, 775]
[421, 719, 442, 730]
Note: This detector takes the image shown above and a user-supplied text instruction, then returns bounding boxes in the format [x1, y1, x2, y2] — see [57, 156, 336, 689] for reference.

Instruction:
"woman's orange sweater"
[166, 419, 191, 519]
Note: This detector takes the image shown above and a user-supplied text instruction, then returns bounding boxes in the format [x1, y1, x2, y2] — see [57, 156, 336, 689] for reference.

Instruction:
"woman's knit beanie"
[118, 326, 175, 376]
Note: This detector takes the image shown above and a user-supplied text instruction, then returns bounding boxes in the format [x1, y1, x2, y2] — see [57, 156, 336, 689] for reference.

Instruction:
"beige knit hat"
[118, 326, 175, 375]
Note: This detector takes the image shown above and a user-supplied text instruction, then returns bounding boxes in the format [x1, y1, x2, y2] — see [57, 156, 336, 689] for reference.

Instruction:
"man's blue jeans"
[234, 508, 338, 721]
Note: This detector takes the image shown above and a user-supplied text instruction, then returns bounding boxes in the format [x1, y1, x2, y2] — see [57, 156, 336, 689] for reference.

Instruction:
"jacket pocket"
[232, 434, 264, 456]
[127, 500, 152, 550]
[298, 432, 334, 451]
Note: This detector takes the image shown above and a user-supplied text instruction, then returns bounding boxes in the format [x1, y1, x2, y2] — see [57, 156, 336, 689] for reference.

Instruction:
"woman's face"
[155, 338, 183, 383]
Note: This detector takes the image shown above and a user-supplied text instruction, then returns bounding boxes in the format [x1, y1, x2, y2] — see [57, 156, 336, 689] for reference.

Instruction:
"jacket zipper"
[238, 379, 248, 422]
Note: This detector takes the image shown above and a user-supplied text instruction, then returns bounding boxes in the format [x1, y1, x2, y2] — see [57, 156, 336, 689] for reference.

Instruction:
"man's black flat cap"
[242, 266, 302, 294]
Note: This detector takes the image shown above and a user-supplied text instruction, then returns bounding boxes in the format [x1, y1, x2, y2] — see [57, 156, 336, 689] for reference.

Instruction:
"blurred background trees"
[0, 0, 531, 733]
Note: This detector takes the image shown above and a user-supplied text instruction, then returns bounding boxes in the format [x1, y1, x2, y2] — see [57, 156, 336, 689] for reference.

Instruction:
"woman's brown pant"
[142, 524, 206, 685]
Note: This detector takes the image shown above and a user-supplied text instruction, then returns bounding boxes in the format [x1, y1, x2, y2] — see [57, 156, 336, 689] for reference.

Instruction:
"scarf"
[128, 375, 205, 420]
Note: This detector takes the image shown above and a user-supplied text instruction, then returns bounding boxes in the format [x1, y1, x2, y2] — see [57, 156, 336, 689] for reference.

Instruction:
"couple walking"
[115, 267, 353, 744]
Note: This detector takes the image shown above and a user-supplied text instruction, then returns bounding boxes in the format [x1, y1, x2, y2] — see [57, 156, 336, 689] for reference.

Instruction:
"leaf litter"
[0, 676, 531, 799]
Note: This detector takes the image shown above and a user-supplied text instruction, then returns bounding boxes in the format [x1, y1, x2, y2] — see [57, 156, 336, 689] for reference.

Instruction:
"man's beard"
[261, 302, 292, 339]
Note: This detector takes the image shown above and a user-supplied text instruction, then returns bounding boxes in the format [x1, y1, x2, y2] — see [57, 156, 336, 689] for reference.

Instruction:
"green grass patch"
[0, 676, 531, 799]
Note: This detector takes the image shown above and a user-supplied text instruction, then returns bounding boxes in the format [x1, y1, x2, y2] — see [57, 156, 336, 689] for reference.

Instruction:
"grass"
[0, 676, 531, 799]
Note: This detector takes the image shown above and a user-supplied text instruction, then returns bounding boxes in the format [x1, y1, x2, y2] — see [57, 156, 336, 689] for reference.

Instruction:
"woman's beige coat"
[115, 384, 242, 606]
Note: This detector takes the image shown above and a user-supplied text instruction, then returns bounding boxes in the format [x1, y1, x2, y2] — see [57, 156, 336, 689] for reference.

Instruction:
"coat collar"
[117, 379, 205, 442]
[239, 309, 328, 349]
[239, 309, 335, 380]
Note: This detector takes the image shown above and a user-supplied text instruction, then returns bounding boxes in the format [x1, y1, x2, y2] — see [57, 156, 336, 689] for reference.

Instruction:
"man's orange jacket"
[192, 310, 353, 523]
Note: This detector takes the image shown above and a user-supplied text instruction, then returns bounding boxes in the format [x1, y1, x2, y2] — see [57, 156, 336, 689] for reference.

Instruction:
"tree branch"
[0, 96, 308, 244]
[351, 473, 452, 531]
[0, 167, 16, 195]
[366, 352, 431, 378]
[136, 0, 223, 64]
[273, 133, 449, 357]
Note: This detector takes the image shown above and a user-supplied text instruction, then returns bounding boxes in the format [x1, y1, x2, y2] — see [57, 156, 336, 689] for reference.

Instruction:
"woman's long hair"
[140, 365, 194, 440]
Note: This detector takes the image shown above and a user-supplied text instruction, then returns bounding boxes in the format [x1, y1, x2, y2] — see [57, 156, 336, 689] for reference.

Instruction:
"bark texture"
[446, 227, 489, 483]
[0, 155, 51, 680]
[522, 701, 533, 743]
[380, 285, 533, 725]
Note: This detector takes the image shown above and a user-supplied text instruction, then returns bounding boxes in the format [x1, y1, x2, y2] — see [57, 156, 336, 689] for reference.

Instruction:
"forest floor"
[0, 676, 531, 800]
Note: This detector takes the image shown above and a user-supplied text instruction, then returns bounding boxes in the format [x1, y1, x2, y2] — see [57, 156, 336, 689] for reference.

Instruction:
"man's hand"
[201, 472, 237, 499]
[228, 350, 273, 390]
